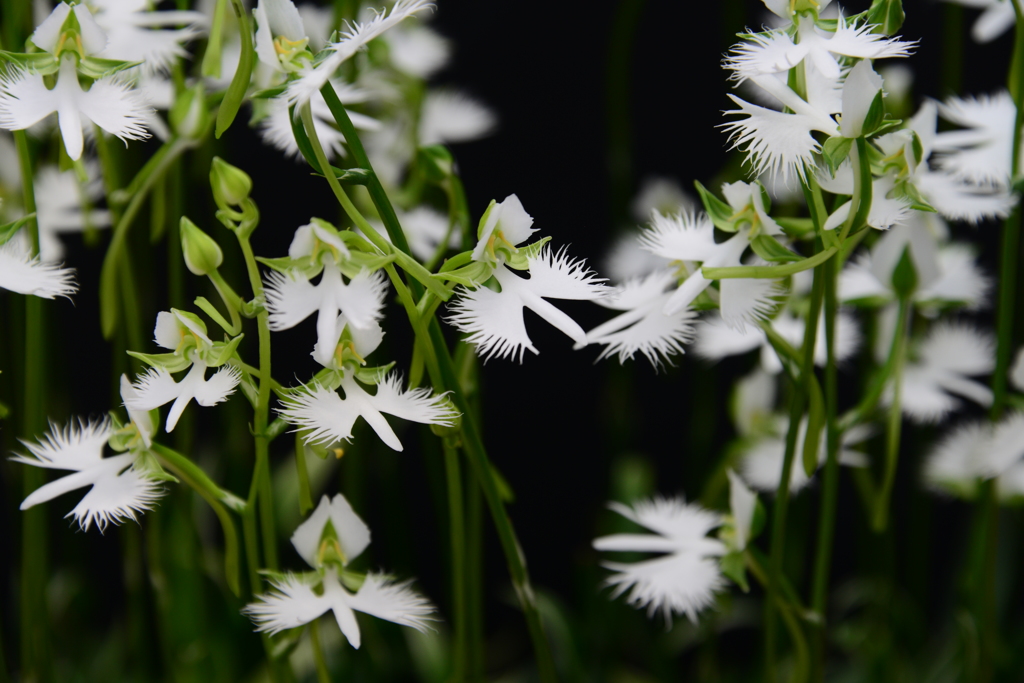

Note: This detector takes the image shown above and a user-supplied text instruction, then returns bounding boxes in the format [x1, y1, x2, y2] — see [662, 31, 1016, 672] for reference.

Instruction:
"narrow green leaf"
[695, 180, 736, 231]
[214, 0, 254, 138]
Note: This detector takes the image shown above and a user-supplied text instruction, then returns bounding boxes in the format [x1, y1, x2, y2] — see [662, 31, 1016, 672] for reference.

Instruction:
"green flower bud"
[180, 216, 223, 276]
[170, 83, 210, 139]
[210, 157, 252, 209]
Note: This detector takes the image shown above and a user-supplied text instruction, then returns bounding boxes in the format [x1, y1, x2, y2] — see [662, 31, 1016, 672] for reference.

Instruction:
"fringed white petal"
[13, 418, 112, 471]
[523, 246, 608, 301]
[606, 497, 724, 547]
[918, 321, 995, 376]
[0, 239, 77, 299]
[333, 268, 389, 330]
[264, 270, 326, 331]
[69, 460, 165, 532]
[193, 365, 242, 406]
[916, 169, 1015, 225]
[126, 367, 183, 410]
[602, 552, 724, 625]
[638, 211, 717, 262]
[916, 245, 991, 308]
[368, 373, 457, 427]
[278, 383, 361, 447]
[694, 313, 765, 361]
[419, 89, 496, 145]
[590, 293, 697, 368]
[244, 573, 333, 635]
[719, 277, 783, 330]
[721, 94, 822, 183]
[347, 573, 435, 632]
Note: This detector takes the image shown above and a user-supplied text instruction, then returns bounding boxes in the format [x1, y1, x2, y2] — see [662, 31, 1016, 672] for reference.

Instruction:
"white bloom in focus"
[448, 246, 607, 362]
[0, 56, 150, 161]
[896, 321, 994, 423]
[939, 0, 1017, 43]
[279, 372, 457, 452]
[0, 237, 77, 298]
[244, 493, 435, 646]
[593, 496, 726, 623]
[126, 356, 241, 431]
[13, 418, 164, 531]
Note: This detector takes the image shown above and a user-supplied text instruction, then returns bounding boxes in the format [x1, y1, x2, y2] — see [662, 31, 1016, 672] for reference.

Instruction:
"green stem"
[766, 253, 824, 681]
[309, 620, 332, 683]
[810, 255, 840, 675]
[838, 138, 872, 244]
[747, 550, 810, 683]
[703, 246, 837, 280]
[295, 433, 314, 516]
[444, 439, 469, 681]
[873, 297, 909, 532]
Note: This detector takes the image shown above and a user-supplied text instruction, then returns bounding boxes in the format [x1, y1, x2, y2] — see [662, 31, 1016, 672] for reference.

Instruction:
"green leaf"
[721, 551, 749, 592]
[0, 213, 35, 246]
[0, 51, 57, 73]
[803, 377, 826, 478]
[822, 136, 853, 176]
[695, 180, 736, 232]
[865, 0, 905, 34]
[214, 0, 254, 138]
[201, 0, 228, 78]
[354, 362, 396, 385]
[750, 235, 803, 263]
[208, 335, 244, 367]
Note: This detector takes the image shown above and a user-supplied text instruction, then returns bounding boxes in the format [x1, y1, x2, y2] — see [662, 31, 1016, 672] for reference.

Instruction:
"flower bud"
[170, 83, 210, 139]
[210, 157, 252, 209]
[180, 216, 223, 276]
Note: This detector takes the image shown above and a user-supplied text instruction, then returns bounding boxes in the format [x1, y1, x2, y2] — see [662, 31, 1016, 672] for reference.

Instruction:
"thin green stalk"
[702, 246, 837, 280]
[838, 138, 873, 244]
[14, 128, 50, 683]
[309, 620, 332, 683]
[295, 433, 314, 516]
[748, 550, 811, 683]
[766, 254, 824, 681]
[873, 298, 909, 532]
[443, 439, 469, 681]
[810, 256, 840, 676]
[238, 233, 279, 571]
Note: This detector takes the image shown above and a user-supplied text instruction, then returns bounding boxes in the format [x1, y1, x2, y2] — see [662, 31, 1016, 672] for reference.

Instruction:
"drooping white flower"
[939, 0, 1017, 43]
[244, 494, 435, 646]
[13, 418, 164, 531]
[896, 321, 995, 423]
[87, 0, 207, 76]
[0, 56, 150, 161]
[278, 372, 456, 452]
[593, 496, 726, 623]
[419, 89, 496, 146]
[0, 237, 77, 298]
[126, 355, 241, 431]
[284, 0, 435, 107]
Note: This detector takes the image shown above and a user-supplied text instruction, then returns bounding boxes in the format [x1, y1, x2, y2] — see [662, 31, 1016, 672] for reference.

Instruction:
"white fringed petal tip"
[593, 496, 726, 624]
[0, 239, 77, 299]
[244, 569, 435, 648]
[13, 419, 164, 532]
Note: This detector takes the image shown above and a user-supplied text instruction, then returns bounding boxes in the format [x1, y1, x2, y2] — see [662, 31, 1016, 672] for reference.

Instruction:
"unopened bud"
[180, 216, 223, 276]
[170, 83, 210, 139]
[210, 157, 252, 209]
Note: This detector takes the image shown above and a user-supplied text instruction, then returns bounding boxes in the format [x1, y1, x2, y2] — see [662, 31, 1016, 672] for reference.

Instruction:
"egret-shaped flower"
[244, 494, 435, 647]
[13, 418, 164, 531]
[88, 0, 207, 75]
[278, 372, 456, 452]
[924, 413, 1024, 500]
[593, 496, 726, 623]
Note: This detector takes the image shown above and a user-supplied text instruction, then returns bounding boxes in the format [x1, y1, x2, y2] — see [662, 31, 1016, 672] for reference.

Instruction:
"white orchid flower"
[126, 356, 241, 432]
[933, 91, 1021, 188]
[264, 222, 389, 367]
[894, 321, 995, 423]
[385, 23, 450, 78]
[13, 418, 164, 531]
[419, 89, 497, 146]
[593, 496, 727, 623]
[244, 494, 435, 647]
[0, 236, 77, 299]
[939, 0, 1017, 43]
[924, 413, 1024, 500]
[279, 372, 457, 452]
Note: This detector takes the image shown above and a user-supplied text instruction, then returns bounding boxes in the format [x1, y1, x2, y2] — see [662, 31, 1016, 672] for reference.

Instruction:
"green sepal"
[864, 0, 905, 35]
[206, 336, 244, 367]
[311, 167, 372, 185]
[475, 199, 498, 240]
[802, 378, 826, 478]
[338, 252, 396, 278]
[822, 136, 853, 176]
[861, 90, 887, 138]
[215, 0, 254, 138]
[0, 213, 36, 246]
[135, 450, 180, 484]
[775, 217, 815, 237]
[892, 180, 936, 213]
[891, 245, 917, 297]
[127, 350, 192, 373]
[257, 568, 299, 584]
[721, 551, 749, 592]
[504, 236, 552, 270]
[695, 180, 737, 232]
[254, 255, 300, 274]
[868, 116, 903, 139]
[79, 56, 140, 79]
[909, 131, 925, 168]
[750, 235, 802, 263]
[435, 261, 493, 288]
[250, 84, 288, 100]
[354, 361, 396, 385]
[0, 51, 57, 74]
